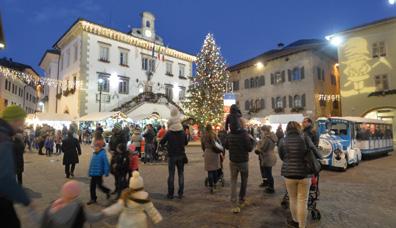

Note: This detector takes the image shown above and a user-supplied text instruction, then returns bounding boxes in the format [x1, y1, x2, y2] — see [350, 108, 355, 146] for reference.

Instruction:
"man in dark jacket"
[302, 118, 319, 147]
[224, 121, 254, 213]
[62, 131, 82, 178]
[275, 124, 284, 146]
[0, 105, 32, 227]
[143, 124, 156, 163]
[160, 109, 188, 199]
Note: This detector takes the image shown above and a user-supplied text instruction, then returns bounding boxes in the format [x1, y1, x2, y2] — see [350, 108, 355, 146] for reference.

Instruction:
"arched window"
[250, 78, 254, 88]
[294, 95, 302, 107]
[250, 99, 254, 110]
[245, 100, 250, 111]
[276, 97, 283, 108]
[146, 20, 151, 28]
[255, 99, 260, 110]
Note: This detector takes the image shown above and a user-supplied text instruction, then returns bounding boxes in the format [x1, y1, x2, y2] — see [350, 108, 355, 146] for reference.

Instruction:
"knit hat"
[167, 107, 183, 132]
[1, 105, 27, 123]
[129, 171, 149, 199]
[114, 122, 122, 130]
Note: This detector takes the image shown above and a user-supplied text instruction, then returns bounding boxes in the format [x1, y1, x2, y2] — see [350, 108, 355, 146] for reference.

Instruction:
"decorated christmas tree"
[184, 33, 229, 127]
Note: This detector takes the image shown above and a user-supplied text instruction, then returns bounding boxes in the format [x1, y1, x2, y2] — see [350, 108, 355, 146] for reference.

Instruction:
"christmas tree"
[184, 33, 229, 127]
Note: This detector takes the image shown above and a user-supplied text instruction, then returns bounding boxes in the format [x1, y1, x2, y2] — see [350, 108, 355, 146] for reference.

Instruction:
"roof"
[26, 112, 75, 122]
[78, 111, 127, 121]
[38, 49, 60, 67]
[53, 18, 196, 57]
[330, 116, 388, 124]
[228, 39, 335, 71]
[330, 16, 396, 36]
[0, 57, 39, 76]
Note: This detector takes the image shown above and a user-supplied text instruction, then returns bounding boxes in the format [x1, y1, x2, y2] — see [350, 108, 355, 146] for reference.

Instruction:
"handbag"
[213, 139, 224, 153]
[304, 137, 321, 175]
[182, 153, 189, 164]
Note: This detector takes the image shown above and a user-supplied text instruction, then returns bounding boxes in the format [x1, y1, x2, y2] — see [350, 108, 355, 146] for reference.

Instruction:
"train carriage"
[316, 117, 393, 171]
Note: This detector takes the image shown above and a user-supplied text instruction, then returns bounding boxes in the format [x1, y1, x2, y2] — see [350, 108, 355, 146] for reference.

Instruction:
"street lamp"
[0, 12, 5, 49]
[38, 101, 44, 112]
[98, 78, 104, 112]
[389, 0, 395, 5]
[326, 35, 343, 47]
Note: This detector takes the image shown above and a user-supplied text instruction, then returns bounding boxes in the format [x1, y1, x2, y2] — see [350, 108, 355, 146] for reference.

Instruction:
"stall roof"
[266, 114, 305, 124]
[127, 103, 182, 120]
[78, 112, 127, 121]
[26, 112, 74, 122]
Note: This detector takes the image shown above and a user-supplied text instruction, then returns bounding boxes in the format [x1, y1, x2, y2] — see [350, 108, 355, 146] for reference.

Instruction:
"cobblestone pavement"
[15, 144, 396, 228]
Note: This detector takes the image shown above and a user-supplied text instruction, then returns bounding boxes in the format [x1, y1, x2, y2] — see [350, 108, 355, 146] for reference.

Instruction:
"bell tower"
[141, 12, 155, 41]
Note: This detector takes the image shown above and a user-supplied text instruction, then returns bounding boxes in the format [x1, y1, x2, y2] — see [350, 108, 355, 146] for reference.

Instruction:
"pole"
[99, 85, 102, 112]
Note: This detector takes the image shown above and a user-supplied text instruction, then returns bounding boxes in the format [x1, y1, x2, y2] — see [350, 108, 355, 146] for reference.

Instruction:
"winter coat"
[103, 198, 162, 228]
[225, 104, 242, 133]
[131, 133, 142, 147]
[111, 152, 130, 176]
[45, 138, 54, 150]
[255, 133, 277, 167]
[143, 129, 155, 144]
[88, 149, 110, 177]
[276, 128, 284, 140]
[61, 137, 81, 165]
[109, 132, 127, 152]
[160, 130, 188, 159]
[224, 131, 255, 163]
[201, 135, 221, 172]
[129, 152, 139, 171]
[13, 134, 25, 174]
[0, 118, 31, 205]
[303, 126, 319, 147]
[278, 129, 321, 178]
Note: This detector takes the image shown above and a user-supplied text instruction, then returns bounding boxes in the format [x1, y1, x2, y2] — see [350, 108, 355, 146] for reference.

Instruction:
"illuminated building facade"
[329, 17, 396, 140]
[228, 39, 341, 121]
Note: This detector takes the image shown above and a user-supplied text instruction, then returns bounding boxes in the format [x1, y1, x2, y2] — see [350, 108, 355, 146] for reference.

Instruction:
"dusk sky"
[1, 0, 396, 75]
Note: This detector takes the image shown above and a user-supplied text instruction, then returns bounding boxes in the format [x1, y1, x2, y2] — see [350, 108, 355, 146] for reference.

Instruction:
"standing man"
[275, 124, 284, 146]
[0, 105, 32, 227]
[224, 118, 254, 214]
[143, 124, 155, 163]
[62, 131, 82, 178]
[302, 118, 319, 147]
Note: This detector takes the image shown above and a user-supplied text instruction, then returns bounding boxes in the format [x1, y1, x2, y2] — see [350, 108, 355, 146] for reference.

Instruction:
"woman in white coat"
[102, 171, 162, 228]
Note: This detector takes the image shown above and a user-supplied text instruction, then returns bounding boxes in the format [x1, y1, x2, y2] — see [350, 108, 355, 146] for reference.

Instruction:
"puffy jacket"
[88, 149, 110, 177]
[278, 129, 321, 178]
[224, 131, 254, 163]
[303, 126, 319, 147]
[255, 133, 277, 167]
[160, 130, 188, 158]
[0, 119, 31, 205]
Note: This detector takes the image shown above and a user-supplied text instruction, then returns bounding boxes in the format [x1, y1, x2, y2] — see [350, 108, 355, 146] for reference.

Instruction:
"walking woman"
[201, 124, 221, 194]
[62, 131, 82, 178]
[278, 121, 321, 228]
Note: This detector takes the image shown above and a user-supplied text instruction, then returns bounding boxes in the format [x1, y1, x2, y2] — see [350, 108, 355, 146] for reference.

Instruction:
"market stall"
[26, 112, 75, 130]
[265, 114, 305, 131]
[78, 111, 129, 131]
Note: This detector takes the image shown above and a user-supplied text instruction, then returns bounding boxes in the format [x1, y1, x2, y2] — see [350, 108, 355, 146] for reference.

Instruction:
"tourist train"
[316, 117, 394, 171]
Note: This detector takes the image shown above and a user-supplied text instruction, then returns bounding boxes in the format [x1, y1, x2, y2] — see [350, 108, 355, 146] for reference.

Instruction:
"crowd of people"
[0, 103, 323, 228]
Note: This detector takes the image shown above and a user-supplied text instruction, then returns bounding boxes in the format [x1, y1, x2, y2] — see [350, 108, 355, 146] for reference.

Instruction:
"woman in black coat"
[61, 131, 81, 178]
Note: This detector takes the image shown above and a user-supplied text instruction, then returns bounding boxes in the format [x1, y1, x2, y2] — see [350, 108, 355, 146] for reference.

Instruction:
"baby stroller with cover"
[281, 175, 321, 220]
[204, 153, 225, 187]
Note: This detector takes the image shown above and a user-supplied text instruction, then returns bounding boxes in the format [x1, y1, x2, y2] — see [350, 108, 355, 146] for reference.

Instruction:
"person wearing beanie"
[87, 138, 111, 205]
[160, 108, 189, 199]
[0, 105, 33, 227]
[102, 171, 162, 228]
[29, 180, 104, 228]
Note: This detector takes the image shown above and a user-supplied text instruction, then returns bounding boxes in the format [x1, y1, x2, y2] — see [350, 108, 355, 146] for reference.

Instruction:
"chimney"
[277, 43, 285, 49]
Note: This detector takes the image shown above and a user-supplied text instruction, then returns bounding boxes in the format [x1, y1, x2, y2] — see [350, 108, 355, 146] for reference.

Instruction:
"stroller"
[281, 175, 321, 220]
[156, 143, 168, 162]
[204, 153, 226, 187]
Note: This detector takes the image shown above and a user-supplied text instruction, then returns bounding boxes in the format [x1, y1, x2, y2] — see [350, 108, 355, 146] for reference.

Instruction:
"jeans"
[144, 143, 154, 163]
[263, 166, 274, 189]
[65, 163, 76, 178]
[0, 198, 20, 228]
[284, 178, 311, 228]
[167, 157, 184, 197]
[56, 144, 61, 154]
[16, 172, 23, 185]
[208, 170, 218, 188]
[230, 161, 249, 205]
[90, 176, 110, 201]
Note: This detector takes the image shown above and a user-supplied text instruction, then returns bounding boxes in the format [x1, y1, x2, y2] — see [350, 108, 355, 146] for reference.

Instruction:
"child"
[45, 134, 54, 156]
[87, 137, 111, 205]
[225, 104, 243, 134]
[102, 171, 162, 228]
[29, 180, 104, 228]
[128, 144, 140, 181]
[111, 143, 130, 198]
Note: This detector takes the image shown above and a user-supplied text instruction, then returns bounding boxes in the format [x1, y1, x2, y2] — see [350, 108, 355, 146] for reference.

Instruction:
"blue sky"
[1, 0, 395, 75]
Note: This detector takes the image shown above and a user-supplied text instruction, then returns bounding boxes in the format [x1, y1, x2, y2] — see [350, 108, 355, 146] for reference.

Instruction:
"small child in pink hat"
[30, 180, 104, 228]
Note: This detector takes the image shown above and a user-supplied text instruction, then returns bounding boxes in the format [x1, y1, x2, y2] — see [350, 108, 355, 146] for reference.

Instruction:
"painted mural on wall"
[341, 37, 391, 97]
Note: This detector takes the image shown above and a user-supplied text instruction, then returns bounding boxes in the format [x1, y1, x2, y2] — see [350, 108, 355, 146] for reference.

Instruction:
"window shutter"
[283, 96, 286, 108]
[301, 67, 305, 79]
[289, 95, 293, 108]
[271, 74, 274, 84]
[281, 71, 286, 82]
[288, 69, 292, 81]
[271, 97, 275, 109]
[302, 94, 306, 107]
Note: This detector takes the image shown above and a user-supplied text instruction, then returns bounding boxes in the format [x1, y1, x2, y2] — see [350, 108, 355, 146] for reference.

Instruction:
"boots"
[259, 179, 269, 188]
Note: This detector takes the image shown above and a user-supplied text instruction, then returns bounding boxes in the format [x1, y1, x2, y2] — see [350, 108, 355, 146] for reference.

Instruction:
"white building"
[0, 58, 41, 114]
[40, 12, 195, 119]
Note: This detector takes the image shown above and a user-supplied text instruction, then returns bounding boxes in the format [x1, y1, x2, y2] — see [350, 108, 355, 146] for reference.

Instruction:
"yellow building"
[328, 17, 396, 140]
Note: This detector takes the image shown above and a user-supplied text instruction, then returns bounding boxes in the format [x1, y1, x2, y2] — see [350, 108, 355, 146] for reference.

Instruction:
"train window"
[330, 122, 348, 136]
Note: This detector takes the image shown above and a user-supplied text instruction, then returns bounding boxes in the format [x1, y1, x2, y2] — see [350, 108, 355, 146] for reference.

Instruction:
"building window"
[232, 80, 239, 91]
[146, 21, 151, 28]
[179, 86, 186, 100]
[97, 73, 110, 92]
[373, 41, 386, 58]
[317, 67, 325, 81]
[119, 49, 128, 66]
[166, 61, 173, 76]
[142, 56, 155, 72]
[276, 97, 283, 108]
[65, 49, 70, 68]
[179, 64, 186, 78]
[165, 85, 173, 100]
[271, 71, 285, 85]
[331, 74, 337, 85]
[259, 76, 265, 86]
[292, 67, 301, 81]
[245, 100, 250, 111]
[4, 99, 8, 107]
[294, 95, 302, 108]
[244, 79, 249, 89]
[260, 98, 265, 109]
[118, 77, 129, 94]
[250, 78, 254, 88]
[74, 43, 78, 62]
[374, 74, 389, 91]
[99, 45, 110, 62]
[4, 79, 8, 90]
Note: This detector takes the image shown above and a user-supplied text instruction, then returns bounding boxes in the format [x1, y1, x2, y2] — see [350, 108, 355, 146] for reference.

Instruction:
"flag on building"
[151, 43, 155, 58]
